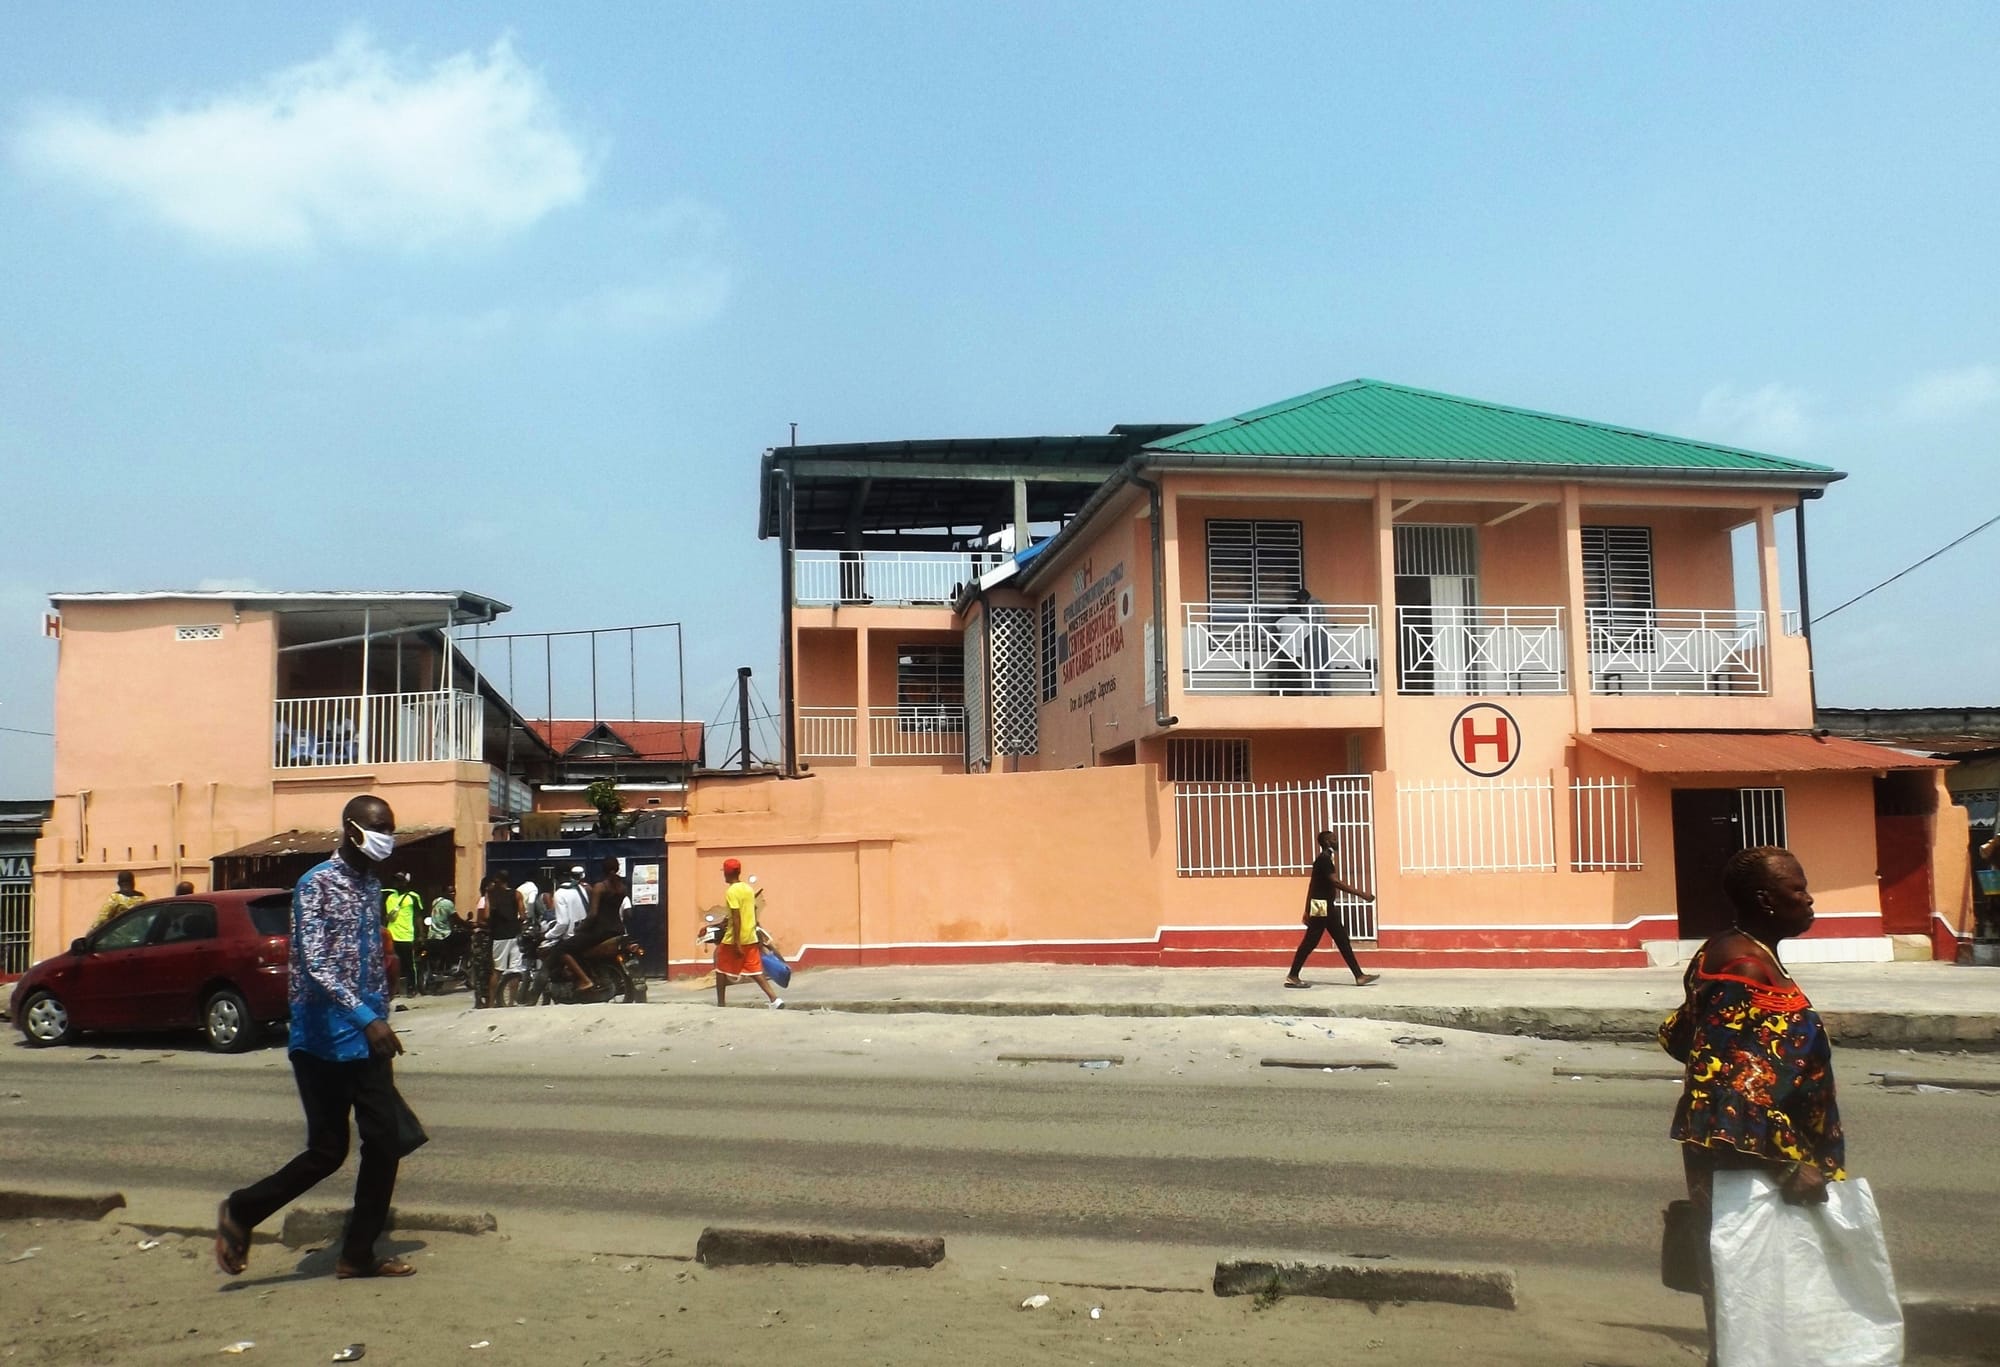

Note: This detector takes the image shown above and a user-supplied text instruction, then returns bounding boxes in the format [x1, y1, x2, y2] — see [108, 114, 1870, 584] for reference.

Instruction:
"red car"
[10, 889, 293, 1052]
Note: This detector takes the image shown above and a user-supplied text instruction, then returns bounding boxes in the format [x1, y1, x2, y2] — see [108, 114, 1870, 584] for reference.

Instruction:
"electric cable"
[1813, 509, 2000, 625]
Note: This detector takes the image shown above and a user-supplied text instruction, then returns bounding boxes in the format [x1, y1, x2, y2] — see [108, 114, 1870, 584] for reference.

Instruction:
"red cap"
[721, 857, 742, 876]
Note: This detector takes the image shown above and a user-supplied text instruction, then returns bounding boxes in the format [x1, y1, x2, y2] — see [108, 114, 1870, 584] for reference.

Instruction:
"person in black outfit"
[1283, 829, 1381, 988]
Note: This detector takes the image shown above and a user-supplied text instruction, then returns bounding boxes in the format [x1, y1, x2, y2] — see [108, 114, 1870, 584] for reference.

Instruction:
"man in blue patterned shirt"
[216, 794, 419, 1279]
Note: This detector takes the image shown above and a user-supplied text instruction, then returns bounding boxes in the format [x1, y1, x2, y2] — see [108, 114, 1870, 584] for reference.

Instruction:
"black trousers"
[1289, 915, 1363, 980]
[227, 1050, 400, 1267]
[391, 940, 415, 994]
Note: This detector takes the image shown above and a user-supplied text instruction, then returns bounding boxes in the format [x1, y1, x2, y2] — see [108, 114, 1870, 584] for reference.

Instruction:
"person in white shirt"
[549, 867, 589, 941]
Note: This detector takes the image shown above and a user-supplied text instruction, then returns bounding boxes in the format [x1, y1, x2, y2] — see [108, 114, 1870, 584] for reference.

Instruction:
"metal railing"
[1397, 606, 1567, 695]
[0, 882, 32, 977]
[797, 706, 967, 759]
[1571, 777, 1643, 871]
[1586, 609, 1769, 695]
[1182, 603, 1379, 695]
[794, 550, 1007, 607]
[273, 690, 484, 769]
[1173, 775, 1378, 940]
[1396, 777, 1557, 873]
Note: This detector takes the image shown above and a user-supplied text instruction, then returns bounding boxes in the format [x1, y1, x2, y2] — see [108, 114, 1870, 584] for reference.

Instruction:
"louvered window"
[1206, 520, 1303, 605]
[1581, 527, 1655, 616]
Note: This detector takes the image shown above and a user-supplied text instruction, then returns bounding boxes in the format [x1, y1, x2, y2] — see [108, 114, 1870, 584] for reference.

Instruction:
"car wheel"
[203, 988, 258, 1053]
[20, 991, 74, 1047]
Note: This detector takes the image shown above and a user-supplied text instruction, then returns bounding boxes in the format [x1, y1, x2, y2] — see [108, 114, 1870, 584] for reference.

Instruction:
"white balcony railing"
[1183, 603, 1379, 695]
[797, 706, 966, 760]
[1587, 609, 1770, 695]
[274, 690, 484, 769]
[794, 550, 1007, 607]
[1397, 606, 1567, 695]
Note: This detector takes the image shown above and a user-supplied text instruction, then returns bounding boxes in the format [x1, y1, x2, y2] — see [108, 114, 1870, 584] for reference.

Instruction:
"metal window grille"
[1206, 520, 1304, 604]
[1166, 738, 1251, 783]
[989, 607, 1038, 755]
[1393, 524, 1478, 578]
[174, 624, 223, 642]
[0, 881, 32, 976]
[1571, 778, 1643, 871]
[1039, 595, 1057, 702]
[963, 627, 989, 770]
[896, 644, 964, 711]
[1396, 778, 1557, 873]
[1173, 775, 1377, 939]
[1580, 527, 1656, 615]
[1739, 787, 1788, 849]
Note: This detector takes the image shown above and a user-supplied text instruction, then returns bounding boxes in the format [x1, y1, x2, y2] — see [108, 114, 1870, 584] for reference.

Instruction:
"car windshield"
[248, 895, 292, 937]
[92, 904, 161, 951]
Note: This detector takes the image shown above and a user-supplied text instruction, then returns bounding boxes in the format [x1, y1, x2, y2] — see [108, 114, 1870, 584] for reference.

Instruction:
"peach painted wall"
[1030, 500, 1153, 771]
[1172, 495, 1378, 604]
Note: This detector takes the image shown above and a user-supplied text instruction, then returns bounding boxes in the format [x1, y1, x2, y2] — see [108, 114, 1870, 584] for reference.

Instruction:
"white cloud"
[12, 31, 591, 251]
[1894, 364, 2000, 423]
[557, 266, 732, 333]
[1690, 383, 1814, 453]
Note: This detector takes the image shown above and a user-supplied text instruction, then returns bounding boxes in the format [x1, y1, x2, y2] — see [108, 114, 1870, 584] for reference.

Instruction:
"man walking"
[714, 857, 782, 1009]
[215, 794, 419, 1280]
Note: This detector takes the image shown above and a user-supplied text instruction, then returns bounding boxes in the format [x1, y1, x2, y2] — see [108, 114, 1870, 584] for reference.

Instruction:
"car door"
[67, 903, 164, 1030]
[138, 902, 224, 1027]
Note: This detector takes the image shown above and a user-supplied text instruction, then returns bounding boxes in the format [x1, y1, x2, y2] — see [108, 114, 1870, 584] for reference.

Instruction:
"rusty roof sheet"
[1576, 731, 1951, 775]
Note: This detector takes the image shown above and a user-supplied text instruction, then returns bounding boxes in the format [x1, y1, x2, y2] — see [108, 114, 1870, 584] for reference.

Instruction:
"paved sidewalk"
[708, 960, 2000, 1048]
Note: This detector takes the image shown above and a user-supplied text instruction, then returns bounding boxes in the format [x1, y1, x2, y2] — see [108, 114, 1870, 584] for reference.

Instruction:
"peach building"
[737, 380, 1970, 971]
[29, 591, 551, 964]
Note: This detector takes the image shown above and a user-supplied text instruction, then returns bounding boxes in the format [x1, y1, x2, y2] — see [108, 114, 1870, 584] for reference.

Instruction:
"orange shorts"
[714, 941, 763, 981]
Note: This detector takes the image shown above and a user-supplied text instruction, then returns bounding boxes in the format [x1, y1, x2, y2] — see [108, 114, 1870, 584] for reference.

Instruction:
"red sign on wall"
[1450, 703, 1521, 777]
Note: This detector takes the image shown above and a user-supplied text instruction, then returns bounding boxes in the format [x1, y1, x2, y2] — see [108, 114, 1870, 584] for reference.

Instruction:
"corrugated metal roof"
[211, 826, 453, 861]
[528, 719, 704, 763]
[1576, 731, 1949, 775]
[1147, 380, 1842, 478]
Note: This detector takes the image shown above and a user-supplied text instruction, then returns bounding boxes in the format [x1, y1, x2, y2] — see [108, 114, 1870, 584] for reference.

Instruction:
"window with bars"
[1039, 595, 1057, 702]
[1739, 787, 1788, 849]
[1206, 520, 1303, 605]
[1581, 526, 1656, 615]
[1166, 737, 1251, 783]
[896, 644, 964, 715]
[1393, 524, 1478, 579]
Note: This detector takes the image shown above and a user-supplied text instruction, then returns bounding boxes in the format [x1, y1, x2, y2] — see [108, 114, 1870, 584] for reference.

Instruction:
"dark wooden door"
[1672, 788, 1741, 938]
[1874, 814, 1934, 935]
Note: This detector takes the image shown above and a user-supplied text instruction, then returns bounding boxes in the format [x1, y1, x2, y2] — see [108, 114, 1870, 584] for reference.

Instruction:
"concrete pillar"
[853, 624, 871, 766]
[1373, 483, 1401, 769]
[1561, 484, 1592, 734]
[1755, 503, 1784, 688]
[1158, 484, 1184, 715]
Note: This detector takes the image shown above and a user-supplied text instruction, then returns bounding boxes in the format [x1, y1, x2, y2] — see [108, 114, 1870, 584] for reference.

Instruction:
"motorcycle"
[541, 933, 646, 1005]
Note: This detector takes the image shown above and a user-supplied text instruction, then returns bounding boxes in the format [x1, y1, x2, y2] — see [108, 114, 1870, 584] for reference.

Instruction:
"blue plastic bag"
[760, 947, 792, 987]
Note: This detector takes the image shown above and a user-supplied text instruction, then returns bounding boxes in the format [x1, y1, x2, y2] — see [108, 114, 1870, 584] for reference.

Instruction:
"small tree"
[585, 780, 625, 837]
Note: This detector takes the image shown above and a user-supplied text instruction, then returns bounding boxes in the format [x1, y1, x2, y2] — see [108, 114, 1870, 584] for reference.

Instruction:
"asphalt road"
[3, 1038, 1994, 1297]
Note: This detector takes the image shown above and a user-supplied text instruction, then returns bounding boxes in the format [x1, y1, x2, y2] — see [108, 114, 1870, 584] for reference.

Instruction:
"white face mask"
[348, 821, 396, 863]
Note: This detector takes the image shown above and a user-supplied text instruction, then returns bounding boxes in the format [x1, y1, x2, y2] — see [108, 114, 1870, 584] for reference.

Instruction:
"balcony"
[274, 690, 484, 769]
[794, 550, 1006, 607]
[798, 705, 967, 760]
[1586, 609, 1772, 695]
[1183, 603, 1379, 695]
[1397, 606, 1567, 695]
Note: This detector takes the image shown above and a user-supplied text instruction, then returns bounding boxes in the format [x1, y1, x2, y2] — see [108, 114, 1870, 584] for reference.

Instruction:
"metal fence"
[796, 707, 856, 758]
[274, 690, 483, 769]
[1571, 778, 1644, 871]
[1396, 606, 1567, 695]
[794, 550, 1006, 607]
[1396, 777, 1557, 873]
[871, 706, 966, 757]
[1740, 786, 1788, 849]
[1586, 609, 1769, 695]
[1173, 775, 1377, 937]
[1182, 603, 1379, 695]
[0, 882, 32, 976]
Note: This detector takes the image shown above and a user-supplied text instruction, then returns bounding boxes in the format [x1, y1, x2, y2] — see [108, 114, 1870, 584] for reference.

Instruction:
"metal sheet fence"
[1174, 776, 1377, 938]
[1396, 778, 1557, 873]
[1571, 778, 1643, 871]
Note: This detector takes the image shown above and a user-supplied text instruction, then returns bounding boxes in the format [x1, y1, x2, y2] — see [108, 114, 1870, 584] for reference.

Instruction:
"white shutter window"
[1581, 526, 1655, 615]
[1206, 520, 1303, 605]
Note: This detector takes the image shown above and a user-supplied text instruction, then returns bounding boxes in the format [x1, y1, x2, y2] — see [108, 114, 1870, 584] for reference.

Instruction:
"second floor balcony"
[798, 704, 967, 760]
[795, 550, 1007, 608]
[1397, 605, 1568, 696]
[1183, 603, 1380, 695]
[274, 689, 484, 770]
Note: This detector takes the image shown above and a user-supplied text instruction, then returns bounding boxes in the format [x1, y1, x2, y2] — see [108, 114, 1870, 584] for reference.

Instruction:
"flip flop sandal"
[214, 1200, 250, 1276]
[336, 1258, 418, 1279]
[1281, 980, 1311, 989]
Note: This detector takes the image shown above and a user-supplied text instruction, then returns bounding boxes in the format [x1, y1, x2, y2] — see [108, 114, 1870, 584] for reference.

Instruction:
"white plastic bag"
[1710, 1169, 1903, 1367]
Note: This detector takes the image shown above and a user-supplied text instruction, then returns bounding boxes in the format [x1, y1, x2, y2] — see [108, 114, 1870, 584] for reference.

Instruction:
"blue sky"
[3, 3, 1998, 793]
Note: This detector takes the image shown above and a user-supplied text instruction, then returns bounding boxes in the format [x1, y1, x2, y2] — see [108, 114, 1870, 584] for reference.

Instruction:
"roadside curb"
[695, 1227, 944, 1269]
[0, 1189, 127, 1222]
[1904, 1295, 2000, 1356]
[802, 999, 2000, 1049]
[1213, 1255, 1517, 1310]
[280, 1205, 498, 1248]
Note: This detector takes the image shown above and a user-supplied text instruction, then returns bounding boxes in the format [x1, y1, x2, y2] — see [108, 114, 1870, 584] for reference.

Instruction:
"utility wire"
[1813, 509, 2000, 625]
[0, 724, 53, 737]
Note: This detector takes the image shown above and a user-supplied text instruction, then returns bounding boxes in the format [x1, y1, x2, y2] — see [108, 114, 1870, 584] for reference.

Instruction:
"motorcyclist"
[553, 857, 630, 995]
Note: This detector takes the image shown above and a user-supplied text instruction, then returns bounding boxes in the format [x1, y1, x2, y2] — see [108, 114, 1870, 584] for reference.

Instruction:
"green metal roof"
[1145, 379, 1841, 479]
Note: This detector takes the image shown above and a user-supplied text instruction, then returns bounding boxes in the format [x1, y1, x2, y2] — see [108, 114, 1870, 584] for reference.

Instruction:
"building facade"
[745, 381, 1970, 970]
